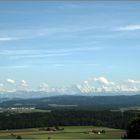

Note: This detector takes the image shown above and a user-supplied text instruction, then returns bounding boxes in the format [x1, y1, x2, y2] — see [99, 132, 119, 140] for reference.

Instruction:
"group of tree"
[0, 110, 137, 130]
[123, 114, 140, 139]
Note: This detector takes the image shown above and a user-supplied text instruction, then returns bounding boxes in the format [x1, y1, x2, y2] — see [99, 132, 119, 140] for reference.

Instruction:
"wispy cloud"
[115, 24, 140, 31]
[1, 47, 101, 59]
[0, 37, 19, 41]
[0, 65, 30, 69]
[0, 25, 103, 42]
[1, 47, 101, 54]
[10, 52, 74, 59]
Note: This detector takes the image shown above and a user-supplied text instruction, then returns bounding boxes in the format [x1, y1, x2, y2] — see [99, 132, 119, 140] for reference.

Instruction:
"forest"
[0, 110, 138, 130]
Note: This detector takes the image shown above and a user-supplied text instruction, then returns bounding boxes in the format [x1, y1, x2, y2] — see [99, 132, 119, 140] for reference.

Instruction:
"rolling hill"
[1, 94, 140, 110]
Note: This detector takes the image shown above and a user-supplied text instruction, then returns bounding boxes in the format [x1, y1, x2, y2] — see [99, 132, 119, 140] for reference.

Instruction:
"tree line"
[0, 110, 138, 130]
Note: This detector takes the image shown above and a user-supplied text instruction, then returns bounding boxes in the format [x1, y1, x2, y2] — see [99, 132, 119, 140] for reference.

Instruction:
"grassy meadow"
[0, 126, 125, 139]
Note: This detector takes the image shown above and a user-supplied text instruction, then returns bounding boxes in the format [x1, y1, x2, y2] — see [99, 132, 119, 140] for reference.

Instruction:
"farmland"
[0, 126, 125, 139]
[0, 107, 51, 113]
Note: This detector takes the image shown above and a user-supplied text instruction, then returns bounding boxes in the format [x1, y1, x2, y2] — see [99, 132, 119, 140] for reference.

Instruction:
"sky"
[0, 1, 140, 94]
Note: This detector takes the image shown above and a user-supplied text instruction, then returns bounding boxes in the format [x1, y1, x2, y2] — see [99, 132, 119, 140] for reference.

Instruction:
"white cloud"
[39, 83, 68, 93]
[118, 84, 139, 92]
[21, 80, 28, 87]
[115, 24, 140, 31]
[76, 77, 114, 93]
[94, 77, 114, 85]
[101, 85, 113, 92]
[127, 79, 140, 84]
[6, 79, 15, 84]
[76, 84, 96, 93]
[36, 77, 140, 94]
[75, 77, 140, 93]
[39, 83, 50, 92]
[76, 81, 95, 93]
[1, 77, 140, 94]
[1, 79, 29, 92]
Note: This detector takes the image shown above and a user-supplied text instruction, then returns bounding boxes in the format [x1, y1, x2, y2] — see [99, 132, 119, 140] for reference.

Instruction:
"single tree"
[123, 115, 140, 139]
[16, 135, 22, 139]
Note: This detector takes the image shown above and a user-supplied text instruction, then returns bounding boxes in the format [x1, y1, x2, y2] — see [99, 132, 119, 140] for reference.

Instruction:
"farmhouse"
[92, 130, 101, 134]
[85, 129, 106, 135]
[39, 127, 64, 132]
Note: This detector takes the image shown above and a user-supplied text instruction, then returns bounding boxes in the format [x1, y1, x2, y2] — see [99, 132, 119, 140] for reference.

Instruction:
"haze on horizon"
[0, 1, 140, 94]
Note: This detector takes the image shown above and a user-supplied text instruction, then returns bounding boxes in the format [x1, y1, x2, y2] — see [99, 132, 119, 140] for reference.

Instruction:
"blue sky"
[0, 1, 140, 93]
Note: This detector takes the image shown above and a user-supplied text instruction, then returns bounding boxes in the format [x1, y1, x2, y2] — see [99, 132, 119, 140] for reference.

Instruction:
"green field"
[0, 126, 125, 139]
[0, 108, 51, 113]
